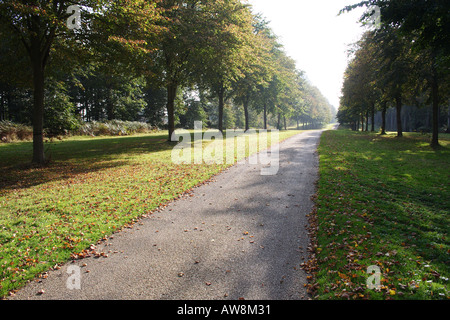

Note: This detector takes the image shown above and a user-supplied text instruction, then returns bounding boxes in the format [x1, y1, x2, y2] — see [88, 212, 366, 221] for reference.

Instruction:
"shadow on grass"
[0, 130, 270, 193]
[158, 131, 319, 300]
[1, 129, 303, 193]
[0, 133, 180, 193]
[316, 130, 449, 299]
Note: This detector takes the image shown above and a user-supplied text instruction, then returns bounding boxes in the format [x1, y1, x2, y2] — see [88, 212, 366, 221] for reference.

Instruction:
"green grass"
[0, 129, 302, 297]
[312, 129, 450, 300]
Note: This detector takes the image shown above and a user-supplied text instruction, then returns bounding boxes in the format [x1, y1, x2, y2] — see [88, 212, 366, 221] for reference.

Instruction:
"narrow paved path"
[11, 130, 323, 300]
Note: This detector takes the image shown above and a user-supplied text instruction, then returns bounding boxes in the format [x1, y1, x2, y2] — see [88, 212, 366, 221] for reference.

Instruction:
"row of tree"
[0, 0, 334, 164]
[337, 0, 450, 147]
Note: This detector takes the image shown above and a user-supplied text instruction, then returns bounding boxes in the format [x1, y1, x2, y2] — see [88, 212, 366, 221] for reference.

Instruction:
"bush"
[73, 120, 156, 137]
[0, 120, 157, 143]
[0, 121, 33, 143]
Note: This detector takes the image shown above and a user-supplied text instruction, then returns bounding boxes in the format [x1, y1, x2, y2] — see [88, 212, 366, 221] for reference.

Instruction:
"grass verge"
[0, 129, 302, 298]
[309, 129, 449, 300]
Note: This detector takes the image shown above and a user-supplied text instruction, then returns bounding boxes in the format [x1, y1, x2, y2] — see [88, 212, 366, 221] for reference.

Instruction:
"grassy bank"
[0, 129, 301, 297]
[311, 129, 449, 300]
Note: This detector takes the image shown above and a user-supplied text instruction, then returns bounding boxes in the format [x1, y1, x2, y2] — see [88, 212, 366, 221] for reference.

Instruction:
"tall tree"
[152, 0, 258, 140]
[0, 0, 163, 164]
[0, 0, 78, 163]
[195, 0, 254, 132]
[254, 33, 299, 130]
[232, 14, 274, 131]
[342, 31, 384, 133]
[377, 27, 415, 137]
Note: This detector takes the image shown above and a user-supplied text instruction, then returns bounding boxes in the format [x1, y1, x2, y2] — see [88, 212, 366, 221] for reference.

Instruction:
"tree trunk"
[167, 82, 177, 141]
[243, 106, 249, 131]
[217, 84, 224, 133]
[403, 107, 409, 133]
[389, 109, 395, 131]
[371, 103, 375, 132]
[277, 112, 281, 130]
[361, 113, 364, 132]
[263, 102, 267, 130]
[106, 90, 114, 121]
[381, 102, 387, 135]
[395, 95, 403, 137]
[446, 101, 450, 134]
[365, 111, 369, 132]
[243, 95, 250, 132]
[0, 90, 5, 121]
[430, 56, 440, 147]
[31, 39, 46, 165]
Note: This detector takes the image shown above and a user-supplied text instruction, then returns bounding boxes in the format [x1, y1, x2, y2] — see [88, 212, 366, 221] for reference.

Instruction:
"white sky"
[246, 0, 366, 108]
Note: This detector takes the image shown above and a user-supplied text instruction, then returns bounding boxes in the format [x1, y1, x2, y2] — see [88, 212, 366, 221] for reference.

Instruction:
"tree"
[0, 0, 72, 163]
[142, 85, 167, 128]
[0, 0, 163, 164]
[341, 31, 383, 133]
[151, 0, 259, 140]
[194, 0, 254, 132]
[239, 14, 276, 130]
[178, 89, 208, 129]
[257, 42, 299, 131]
[342, 0, 450, 146]
[340, 27, 415, 137]
[232, 14, 275, 131]
[302, 83, 332, 129]
[377, 27, 415, 137]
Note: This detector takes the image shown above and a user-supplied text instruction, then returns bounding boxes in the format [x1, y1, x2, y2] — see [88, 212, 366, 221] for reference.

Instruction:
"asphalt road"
[11, 129, 323, 300]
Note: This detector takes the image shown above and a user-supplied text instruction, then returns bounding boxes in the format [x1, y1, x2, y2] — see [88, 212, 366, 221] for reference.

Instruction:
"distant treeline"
[347, 104, 450, 134]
